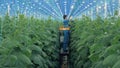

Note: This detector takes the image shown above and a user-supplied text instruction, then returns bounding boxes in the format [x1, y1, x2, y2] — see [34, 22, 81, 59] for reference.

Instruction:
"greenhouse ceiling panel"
[0, 0, 119, 20]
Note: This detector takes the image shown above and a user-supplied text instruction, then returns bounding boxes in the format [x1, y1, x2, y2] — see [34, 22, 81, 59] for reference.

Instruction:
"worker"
[63, 15, 70, 52]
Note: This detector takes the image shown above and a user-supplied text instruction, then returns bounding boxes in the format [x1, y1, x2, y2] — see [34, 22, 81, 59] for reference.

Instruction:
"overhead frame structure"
[0, 0, 119, 20]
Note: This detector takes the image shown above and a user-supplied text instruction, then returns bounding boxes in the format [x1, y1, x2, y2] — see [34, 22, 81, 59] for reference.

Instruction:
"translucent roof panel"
[0, 0, 119, 20]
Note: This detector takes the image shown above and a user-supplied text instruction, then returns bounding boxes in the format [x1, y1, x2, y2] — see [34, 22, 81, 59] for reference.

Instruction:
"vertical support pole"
[104, 0, 107, 18]
[119, 0, 120, 16]
[7, 4, 10, 15]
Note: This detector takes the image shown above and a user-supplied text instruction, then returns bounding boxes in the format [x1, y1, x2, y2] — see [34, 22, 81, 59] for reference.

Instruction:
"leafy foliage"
[0, 14, 60, 68]
[70, 16, 120, 68]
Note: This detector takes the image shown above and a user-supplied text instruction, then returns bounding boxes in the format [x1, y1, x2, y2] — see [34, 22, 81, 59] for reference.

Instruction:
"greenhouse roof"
[0, 0, 119, 20]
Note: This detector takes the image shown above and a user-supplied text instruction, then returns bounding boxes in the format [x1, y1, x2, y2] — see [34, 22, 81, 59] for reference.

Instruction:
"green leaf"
[112, 60, 120, 68]
[0, 47, 9, 54]
[16, 52, 32, 65]
[89, 52, 99, 62]
[103, 44, 120, 56]
[4, 55, 17, 66]
[31, 45, 42, 53]
[94, 61, 106, 68]
[103, 54, 118, 67]
[22, 47, 32, 57]
[31, 54, 45, 65]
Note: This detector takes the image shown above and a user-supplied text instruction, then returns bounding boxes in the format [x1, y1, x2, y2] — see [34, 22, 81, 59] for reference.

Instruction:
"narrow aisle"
[59, 26, 70, 68]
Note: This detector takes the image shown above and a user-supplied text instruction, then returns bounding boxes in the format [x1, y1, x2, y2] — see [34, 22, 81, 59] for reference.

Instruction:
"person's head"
[63, 15, 67, 20]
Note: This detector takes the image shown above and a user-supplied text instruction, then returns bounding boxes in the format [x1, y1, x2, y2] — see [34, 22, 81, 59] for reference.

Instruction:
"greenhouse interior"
[0, 0, 120, 68]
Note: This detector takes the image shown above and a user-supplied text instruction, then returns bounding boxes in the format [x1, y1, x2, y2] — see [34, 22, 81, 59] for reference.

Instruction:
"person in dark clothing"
[63, 15, 69, 27]
[63, 15, 70, 52]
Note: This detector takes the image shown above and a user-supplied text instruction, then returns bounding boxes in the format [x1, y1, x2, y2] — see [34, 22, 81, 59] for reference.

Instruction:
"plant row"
[70, 15, 120, 68]
[0, 14, 60, 68]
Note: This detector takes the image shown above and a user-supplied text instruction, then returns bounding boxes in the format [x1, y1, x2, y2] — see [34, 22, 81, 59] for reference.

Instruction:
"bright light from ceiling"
[71, 5, 74, 9]
[82, 1, 85, 4]
[34, 0, 39, 2]
[98, 6, 101, 9]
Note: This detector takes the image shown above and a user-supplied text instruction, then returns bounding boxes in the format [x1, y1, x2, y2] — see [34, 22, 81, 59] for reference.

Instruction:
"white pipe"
[91, 8, 93, 20]
[119, 0, 120, 16]
[96, 5, 99, 15]
[7, 4, 10, 15]
[104, 0, 107, 18]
